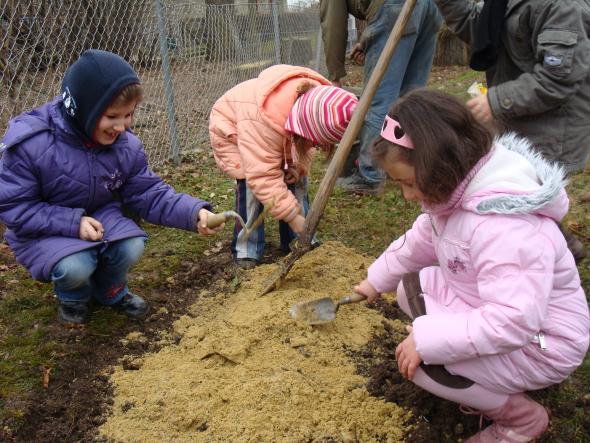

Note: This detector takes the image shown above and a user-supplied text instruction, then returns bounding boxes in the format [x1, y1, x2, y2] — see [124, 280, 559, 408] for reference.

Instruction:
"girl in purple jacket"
[0, 50, 222, 325]
[354, 89, 589, 442]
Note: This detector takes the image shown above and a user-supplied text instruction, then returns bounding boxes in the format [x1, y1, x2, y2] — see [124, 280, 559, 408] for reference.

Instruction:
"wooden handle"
[338, 292, 367, 306]
[206, 211, 229, 228]
[298, 0, 418, 247]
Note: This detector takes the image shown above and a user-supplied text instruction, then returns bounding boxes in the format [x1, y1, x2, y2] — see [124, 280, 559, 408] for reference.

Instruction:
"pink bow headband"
[380, 115, 414, 149]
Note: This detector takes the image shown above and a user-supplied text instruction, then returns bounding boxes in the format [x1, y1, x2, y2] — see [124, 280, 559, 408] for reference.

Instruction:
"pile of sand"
[100, 242, 409, 442]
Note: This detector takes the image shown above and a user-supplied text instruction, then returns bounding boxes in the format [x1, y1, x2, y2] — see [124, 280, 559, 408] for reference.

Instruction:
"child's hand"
[354, 279, 380, 303]
[284, 167, 300, 184]
[196, 209, 224, 236]
[79, 216, 104, 241]
[288, 214, 306, 234]
[395, 325, 422, 380]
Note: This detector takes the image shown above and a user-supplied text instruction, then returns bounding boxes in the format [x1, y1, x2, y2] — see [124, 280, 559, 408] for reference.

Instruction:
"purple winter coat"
[0, 98, 211, 282]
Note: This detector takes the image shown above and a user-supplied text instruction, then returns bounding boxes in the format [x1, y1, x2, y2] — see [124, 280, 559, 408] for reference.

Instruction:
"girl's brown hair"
[372, 88, 492, 204]
[111, 83, 143, 107]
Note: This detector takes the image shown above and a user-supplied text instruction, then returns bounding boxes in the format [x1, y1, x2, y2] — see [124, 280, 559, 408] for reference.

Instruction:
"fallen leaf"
[42, 366, 51, 388]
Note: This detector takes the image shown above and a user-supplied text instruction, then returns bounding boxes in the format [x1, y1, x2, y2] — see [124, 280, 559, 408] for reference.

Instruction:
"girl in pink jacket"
[354, 89, 589, 442]
[209, 65, 357, 268]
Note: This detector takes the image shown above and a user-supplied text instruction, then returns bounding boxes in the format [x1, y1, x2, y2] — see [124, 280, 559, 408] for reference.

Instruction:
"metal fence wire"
[1, 0, 326, 166]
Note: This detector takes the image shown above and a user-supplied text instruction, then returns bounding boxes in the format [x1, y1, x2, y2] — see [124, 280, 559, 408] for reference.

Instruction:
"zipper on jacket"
[532, 332, 547, 351]
[88, 149, 97, 209]
[428, 215, 439, 236]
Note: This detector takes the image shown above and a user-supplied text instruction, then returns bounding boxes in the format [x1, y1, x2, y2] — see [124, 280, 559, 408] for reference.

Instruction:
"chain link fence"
[1, 0, 325, 166]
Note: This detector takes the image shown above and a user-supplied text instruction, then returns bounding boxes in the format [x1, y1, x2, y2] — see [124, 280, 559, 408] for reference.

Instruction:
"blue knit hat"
[60, 49, 140, 140]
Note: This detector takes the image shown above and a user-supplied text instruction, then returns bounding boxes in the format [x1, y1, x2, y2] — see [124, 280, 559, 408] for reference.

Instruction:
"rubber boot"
[111, 293, 149, 318]
[58, 300, 90, 325]
[465, 393, 549, 442]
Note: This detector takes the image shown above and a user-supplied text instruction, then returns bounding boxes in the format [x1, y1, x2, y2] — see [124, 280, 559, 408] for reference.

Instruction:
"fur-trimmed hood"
[462, 133, 569, 221]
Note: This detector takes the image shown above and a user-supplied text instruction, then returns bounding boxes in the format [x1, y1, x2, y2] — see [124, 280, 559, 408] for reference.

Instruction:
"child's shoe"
[465, 393, 549, 442]
[111, 293, 149, 318]
[58, 300, 90, 325]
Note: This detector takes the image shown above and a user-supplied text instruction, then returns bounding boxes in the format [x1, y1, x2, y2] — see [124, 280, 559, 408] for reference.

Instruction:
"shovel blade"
[289, 297, 337, 325]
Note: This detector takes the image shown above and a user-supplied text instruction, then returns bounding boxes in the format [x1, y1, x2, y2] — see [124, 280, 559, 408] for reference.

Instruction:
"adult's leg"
[232, 178, 265, 264]
[357, 0, 423, 184]
[399, 0, 442, 94]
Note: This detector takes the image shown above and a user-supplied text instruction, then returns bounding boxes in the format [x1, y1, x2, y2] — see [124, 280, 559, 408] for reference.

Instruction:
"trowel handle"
[206, 211, 232, 228]
[338, 292, 367, 306]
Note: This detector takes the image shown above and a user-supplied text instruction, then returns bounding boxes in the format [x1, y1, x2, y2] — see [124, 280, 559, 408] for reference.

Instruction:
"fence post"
[271, 0, 281, 64]
[154, 0, 181, 165]
[315, 26, 322, 72]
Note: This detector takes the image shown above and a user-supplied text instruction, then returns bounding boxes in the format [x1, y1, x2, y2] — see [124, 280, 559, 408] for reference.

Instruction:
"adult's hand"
[353, 279, 380, 303]
[467, 94, 494, 126]
[79, 216, 104, 241]
[395, 325, 422, 380]
[350, 42, 365, 65]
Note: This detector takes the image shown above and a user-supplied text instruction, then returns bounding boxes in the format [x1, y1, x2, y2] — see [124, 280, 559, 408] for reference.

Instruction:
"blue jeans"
[358, 0, 442, 183]
[232, 178, 311, 261]
[51, 237, 146, 305]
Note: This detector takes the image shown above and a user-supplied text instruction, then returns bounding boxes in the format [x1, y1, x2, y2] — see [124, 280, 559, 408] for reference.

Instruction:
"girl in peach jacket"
[209, 64, 357, 268]
[353, 89, 589, 442]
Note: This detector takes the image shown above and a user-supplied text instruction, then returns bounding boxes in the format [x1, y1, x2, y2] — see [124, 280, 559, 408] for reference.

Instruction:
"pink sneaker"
[465, 393, 549, 442]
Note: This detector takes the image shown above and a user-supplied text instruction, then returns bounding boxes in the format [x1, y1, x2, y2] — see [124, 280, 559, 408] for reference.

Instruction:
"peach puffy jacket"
[208, 64, 331, 222]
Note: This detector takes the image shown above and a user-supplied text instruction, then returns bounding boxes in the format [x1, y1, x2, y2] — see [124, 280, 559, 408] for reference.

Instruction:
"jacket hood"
[463, 133, 569, 221]
[1, 102, 55, 153]
[255, 64, 331, 135]
[60, 49, 140, 142]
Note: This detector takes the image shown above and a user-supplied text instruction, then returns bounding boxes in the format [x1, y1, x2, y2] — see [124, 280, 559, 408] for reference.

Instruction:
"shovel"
[206, 199, 274, 242]
[289, 293, 367, 325]
[260, 0, 418, 296]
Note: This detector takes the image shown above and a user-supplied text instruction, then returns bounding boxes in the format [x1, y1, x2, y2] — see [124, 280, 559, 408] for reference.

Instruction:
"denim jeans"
[51, 236, 146, 305]
[232, 178, 311, 261]
[358, 0, 442, 183]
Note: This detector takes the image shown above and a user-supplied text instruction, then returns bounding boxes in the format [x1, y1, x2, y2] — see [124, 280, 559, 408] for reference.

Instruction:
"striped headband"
[381, 115, 414, 149]
[285, 85, 358, 146]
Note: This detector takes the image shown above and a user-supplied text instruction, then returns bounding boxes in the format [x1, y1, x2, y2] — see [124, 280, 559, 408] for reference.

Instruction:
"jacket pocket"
[537, 29, 577, 77]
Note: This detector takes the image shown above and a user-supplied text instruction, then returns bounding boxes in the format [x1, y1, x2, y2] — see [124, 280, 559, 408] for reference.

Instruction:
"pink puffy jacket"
[368, 134, 590, 393]
[209, 64, 331, 222]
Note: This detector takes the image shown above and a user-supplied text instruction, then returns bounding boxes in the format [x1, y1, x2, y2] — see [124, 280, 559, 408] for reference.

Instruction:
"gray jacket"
[436, 0, 590, 173]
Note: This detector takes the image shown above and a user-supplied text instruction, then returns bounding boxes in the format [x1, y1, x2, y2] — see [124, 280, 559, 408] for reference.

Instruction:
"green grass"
[0, 65, 588, 441]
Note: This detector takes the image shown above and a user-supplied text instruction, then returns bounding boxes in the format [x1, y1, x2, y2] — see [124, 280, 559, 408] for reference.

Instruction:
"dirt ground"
[3, 236, 588, 442]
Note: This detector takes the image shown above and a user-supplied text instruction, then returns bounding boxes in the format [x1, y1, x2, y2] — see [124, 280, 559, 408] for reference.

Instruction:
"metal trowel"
[289, 293, 367, 325]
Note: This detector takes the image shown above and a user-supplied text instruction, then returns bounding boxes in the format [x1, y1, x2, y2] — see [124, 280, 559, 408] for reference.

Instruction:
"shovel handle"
[338, 292, 367, 306]
[206, 211, 233, 228]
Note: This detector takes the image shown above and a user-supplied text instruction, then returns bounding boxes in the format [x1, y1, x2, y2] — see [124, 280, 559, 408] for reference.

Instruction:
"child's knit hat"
[60, 49, 140, 141]
[285, 85, 358, 146]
